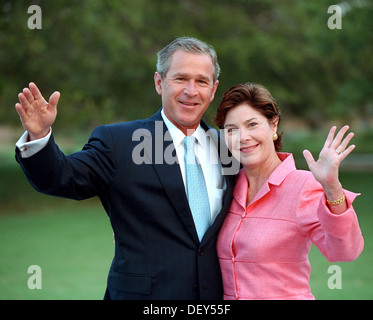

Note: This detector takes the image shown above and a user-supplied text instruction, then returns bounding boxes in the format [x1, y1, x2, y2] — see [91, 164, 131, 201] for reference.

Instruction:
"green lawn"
[0, 157, 372, 299]
[0, 204, 113, 300]
[308, 171, 373, 300]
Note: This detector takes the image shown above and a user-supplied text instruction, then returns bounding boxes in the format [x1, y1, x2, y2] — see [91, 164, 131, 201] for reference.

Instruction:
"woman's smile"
[239, 143, 259, 153]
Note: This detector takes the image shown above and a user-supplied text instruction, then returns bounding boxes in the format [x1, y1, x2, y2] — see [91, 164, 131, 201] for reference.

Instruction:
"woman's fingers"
[331, 125, 350, 150]
[323, 126, 337, 149]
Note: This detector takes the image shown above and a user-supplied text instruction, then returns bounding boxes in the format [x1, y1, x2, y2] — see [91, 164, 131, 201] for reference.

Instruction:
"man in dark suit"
[15, 37, 237, 299]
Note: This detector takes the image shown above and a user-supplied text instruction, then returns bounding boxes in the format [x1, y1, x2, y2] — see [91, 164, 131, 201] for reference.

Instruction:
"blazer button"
[197, 249, 204, 256]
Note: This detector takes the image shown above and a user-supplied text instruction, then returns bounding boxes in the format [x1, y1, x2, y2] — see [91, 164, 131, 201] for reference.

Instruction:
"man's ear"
[154, 72, 162, 95]
[209, 80, 219, 103]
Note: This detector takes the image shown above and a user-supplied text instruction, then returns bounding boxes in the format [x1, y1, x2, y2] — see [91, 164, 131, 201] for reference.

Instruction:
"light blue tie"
[184, 136, 211, 241]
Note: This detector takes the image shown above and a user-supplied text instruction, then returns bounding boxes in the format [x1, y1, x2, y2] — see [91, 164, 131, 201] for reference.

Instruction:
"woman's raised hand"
[303, 126, 355, 213]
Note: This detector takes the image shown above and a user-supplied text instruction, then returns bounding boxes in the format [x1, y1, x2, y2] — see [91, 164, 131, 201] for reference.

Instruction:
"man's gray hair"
[156, 37, 220, 83]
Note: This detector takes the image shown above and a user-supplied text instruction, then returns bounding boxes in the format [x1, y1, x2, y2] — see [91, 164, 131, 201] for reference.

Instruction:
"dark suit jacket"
[16, 109, 236, 300]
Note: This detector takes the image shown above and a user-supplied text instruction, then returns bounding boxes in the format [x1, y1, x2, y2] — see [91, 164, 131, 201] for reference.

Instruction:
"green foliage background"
[1, 0, 372, 130]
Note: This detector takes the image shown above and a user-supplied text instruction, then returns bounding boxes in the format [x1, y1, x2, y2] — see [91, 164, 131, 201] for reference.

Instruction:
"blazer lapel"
[145, 110, 200, 244]
[199, 124, 237, 245]
[143, 110, 237, 245]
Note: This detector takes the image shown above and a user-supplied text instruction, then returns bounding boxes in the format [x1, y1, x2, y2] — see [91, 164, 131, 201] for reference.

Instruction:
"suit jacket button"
[197, 249, 204, 256]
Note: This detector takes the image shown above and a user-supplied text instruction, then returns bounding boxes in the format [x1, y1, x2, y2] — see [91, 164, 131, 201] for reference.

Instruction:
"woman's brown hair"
[214, 82, 283, 152]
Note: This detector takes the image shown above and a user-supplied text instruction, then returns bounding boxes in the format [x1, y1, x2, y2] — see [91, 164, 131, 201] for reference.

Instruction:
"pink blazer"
[217, 153, 364, 300]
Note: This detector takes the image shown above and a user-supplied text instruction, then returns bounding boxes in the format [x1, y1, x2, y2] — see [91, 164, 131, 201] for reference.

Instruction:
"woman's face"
[223, 103, 278, 170]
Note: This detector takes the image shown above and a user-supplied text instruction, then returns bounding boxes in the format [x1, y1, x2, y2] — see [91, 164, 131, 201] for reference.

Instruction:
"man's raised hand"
[15, 82, 60, 141]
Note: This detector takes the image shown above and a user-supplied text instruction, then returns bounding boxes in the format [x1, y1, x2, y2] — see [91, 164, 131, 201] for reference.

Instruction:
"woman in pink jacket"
[214, 83, 364, 300]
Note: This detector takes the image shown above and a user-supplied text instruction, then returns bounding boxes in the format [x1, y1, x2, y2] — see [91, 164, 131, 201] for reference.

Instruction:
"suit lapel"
[145, 110, 200, 244]
[198, 121, 237, 244]
[144, 110, 237, 245]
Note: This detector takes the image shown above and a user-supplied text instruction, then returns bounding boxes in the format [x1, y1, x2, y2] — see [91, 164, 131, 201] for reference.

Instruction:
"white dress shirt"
[161, 109, 226, 223]
[16, 129, 52, 158]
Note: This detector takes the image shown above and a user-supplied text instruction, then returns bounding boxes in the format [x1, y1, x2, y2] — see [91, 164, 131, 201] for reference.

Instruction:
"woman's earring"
[273, 133, 278, 141]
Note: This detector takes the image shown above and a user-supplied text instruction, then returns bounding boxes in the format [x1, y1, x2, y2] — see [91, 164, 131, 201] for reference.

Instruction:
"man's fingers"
[19, 83, 59, 111]
[29, 82, 44, 100]
[15, 102, 26, 117]
[23, 88, 35, 105]
[48, 91, 60, 109]
[18, 92, 30, 107]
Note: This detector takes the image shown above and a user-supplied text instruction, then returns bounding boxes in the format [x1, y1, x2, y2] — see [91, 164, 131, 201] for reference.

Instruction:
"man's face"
[154, 50, 219, 135]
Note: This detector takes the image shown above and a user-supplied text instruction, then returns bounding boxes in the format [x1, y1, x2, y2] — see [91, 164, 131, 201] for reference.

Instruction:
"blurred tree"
[0, 0, 372, 131]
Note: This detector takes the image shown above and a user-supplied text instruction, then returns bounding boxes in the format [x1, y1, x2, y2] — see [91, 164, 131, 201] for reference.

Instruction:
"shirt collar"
[161, 108, 206, 149]
[233, 153, 297, 209]
[268, 153, 297, 186]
